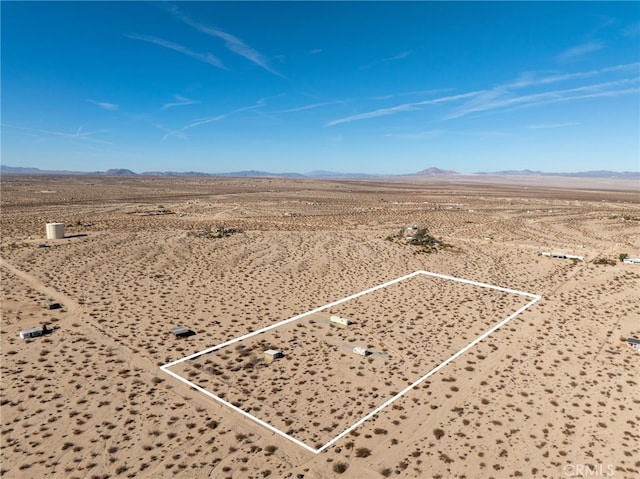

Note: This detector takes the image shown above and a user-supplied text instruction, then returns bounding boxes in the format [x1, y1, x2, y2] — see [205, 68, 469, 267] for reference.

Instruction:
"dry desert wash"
[1, 174, 639, 479]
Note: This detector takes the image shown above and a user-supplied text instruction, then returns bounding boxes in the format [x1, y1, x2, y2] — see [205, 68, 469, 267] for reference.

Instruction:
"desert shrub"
[433, 428, 445, 440]
[355, 447, 371, 458]
[592, 257, 615, 265]
[333, 462, 349, 474]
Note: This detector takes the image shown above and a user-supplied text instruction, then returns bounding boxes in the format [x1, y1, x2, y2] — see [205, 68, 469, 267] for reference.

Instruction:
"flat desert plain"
[1, 175, 639, 479]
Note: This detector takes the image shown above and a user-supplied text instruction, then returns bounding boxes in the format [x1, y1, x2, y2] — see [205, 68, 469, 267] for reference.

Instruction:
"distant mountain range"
[1, 164, 638, 179]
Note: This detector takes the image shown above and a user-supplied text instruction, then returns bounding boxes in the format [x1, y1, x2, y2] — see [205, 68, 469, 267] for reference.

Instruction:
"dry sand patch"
[166, 272, 537, 450]
[1, 175, 638, 479]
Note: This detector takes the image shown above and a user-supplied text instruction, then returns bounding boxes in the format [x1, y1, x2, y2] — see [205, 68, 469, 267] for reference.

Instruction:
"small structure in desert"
[540, 252, 584, 261]
[353, 346, 370, 356]
[264, 349, 284, 361]
[171, 326, 194, 338]
[44, 300, 62, 310]
[626, 338, 640, 352]
[623, 257, 640, 264]
[330, 315, 352, 327]
[46, 222, 65, 240]
[20, 325, 46, 339]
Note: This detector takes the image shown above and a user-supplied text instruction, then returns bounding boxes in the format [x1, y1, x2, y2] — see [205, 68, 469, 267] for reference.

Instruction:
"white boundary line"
[160, 270, 541, 454]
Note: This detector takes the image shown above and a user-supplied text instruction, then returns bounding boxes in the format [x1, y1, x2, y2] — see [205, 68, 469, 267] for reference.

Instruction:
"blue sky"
[2, 1, 639, 174]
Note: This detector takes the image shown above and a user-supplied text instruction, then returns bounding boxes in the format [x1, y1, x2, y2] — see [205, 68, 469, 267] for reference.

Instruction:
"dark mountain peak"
[102, 168, 137, 176]
[414, 167, 458, 175]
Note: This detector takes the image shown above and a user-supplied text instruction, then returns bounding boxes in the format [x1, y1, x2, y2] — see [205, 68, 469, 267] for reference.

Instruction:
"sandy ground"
[1, 175, 639, 479]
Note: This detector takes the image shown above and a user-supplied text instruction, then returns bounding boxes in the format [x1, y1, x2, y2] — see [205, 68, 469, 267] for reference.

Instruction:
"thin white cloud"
[162, 94, 200, 110]
[182, 114, 227, 131]
[4, 124, 112, 144]
[231, 98, 266, 114]
[160, 99, 266, 140]
[326, 103, 419, 127]
[526, 122, 580, 129]
[166, 5, 282, 77]
[445, 78, 638, 120]
[154, 124, 187, 140]
[556, 40, 604, 62]
[326, 91, 483, 127]
[278, 101, 343, 113]
[125, 33, 226, 69]
[370, 88, 451, 101]
[507, 63, 640, 89]
[370, 94, 394, 101]
[156, 114, 225, 140]
[88, 100, 119, 110]
[385, 50, 412, 62]
[415, 91, 487, 107]
[308, 48, 322, 55]
[361, 50, 413, 70]
[326, 61, 639, 127]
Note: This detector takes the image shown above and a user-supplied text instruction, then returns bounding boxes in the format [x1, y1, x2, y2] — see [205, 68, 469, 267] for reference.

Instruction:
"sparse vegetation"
[333, 462, 349, 474]
[2, 174, 637, 479]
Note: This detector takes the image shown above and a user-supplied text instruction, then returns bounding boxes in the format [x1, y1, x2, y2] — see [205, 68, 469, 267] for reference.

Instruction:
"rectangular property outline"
[160, 270, 541, 454]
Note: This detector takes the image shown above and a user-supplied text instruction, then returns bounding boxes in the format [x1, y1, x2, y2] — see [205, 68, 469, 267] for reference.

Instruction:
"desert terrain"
[1, 174, 639, 479]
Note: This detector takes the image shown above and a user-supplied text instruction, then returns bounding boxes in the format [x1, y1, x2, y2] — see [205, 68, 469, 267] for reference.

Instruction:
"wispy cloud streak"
[4, 124, 112, 144]
[506, 63, 639, 89]
[326, 91, 482, 127]
[88, 100, 119, 111]
[327, 62, 639, 126]
[385, 51, 412, 61]
[159, 99, 266, 140]
[556, 40, 604, 62]
[278, 101, 343, 113]
[361, 50, 413, 70]
[125, 33, 226, 69]
[444, 78, 639, 120]
[326, 104, 419, 127]
[166, 5, 282, 77]
[162, 94, 200, 110]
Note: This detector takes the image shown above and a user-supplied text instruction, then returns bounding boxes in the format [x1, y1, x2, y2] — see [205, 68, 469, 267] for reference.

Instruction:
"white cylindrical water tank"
[46, 222, 65, 240]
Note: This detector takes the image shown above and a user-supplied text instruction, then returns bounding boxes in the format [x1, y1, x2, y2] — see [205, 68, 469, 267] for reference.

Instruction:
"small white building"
[46, 222, 65, 240]
[330, 315, 351, 327]
[170, 326, 194, 338]
[623, 257, 640, 264]
[540, 252, 584, 261]
[264, 349, 284, 361]
[353, 346, 369, 356]
[20, 326, 45, 339]
[627, 338, 640, 352]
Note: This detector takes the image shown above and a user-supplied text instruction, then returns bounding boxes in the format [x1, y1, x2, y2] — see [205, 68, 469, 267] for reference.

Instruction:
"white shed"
[264, 349, 284, 361]
[627, 338, 640, 352]
[330, 315, 351, 326]
[20, 326, 45, 339]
